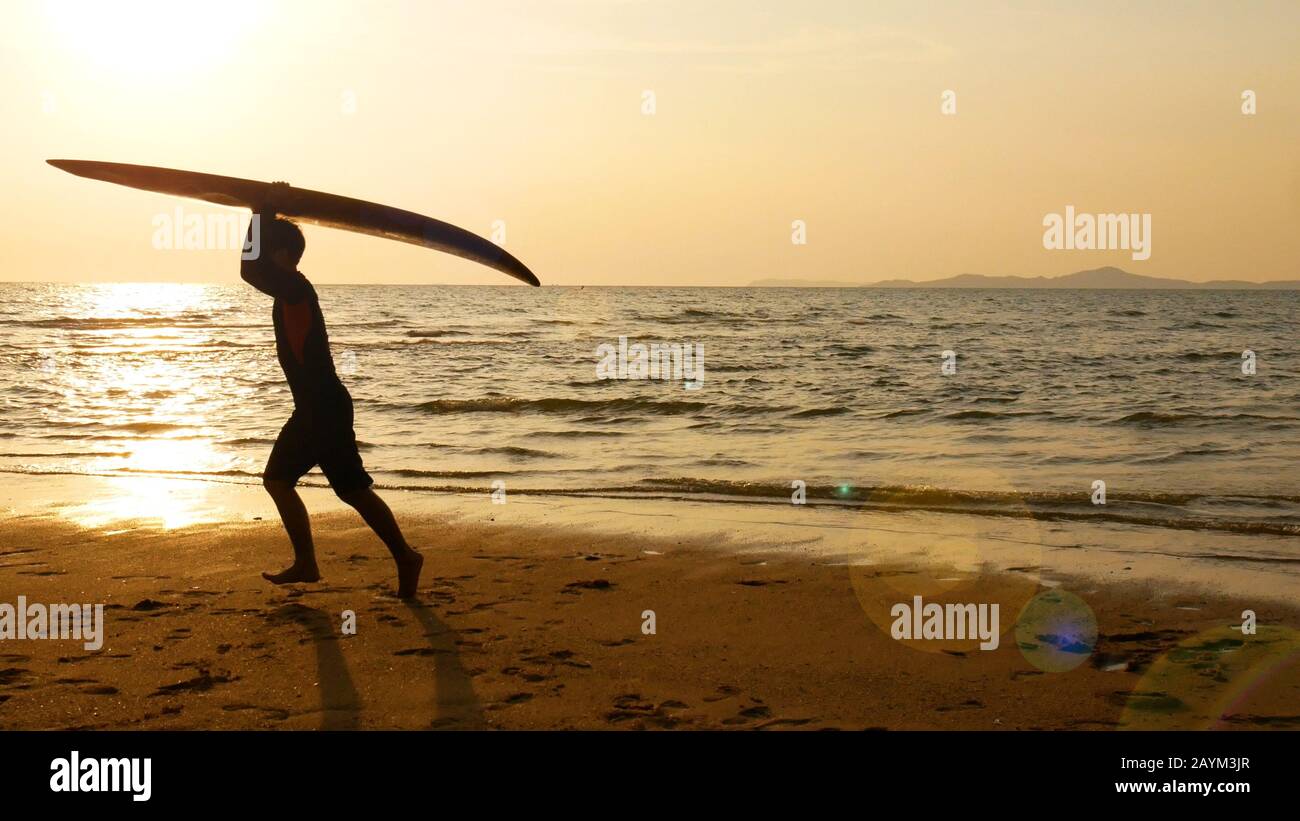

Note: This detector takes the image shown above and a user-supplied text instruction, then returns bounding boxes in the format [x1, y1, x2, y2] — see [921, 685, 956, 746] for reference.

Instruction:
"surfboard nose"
[508, 262, 541, 287]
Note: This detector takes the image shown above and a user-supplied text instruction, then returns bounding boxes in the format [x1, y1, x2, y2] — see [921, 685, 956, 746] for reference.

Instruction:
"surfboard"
[46, 159, 540, 286]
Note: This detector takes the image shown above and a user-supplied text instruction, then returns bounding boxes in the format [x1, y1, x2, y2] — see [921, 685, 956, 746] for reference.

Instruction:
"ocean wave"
[115, 467, 257, 478]
[1111, 411, 1299, 427]
[1131, 445, 1254, 463]
[632, 308, 744, 324]
[467, 446, 559, 458]
[407, 396, 784, 417]
[943, 410, 1043, 421]
[1177, 351, 1239, 361]
[47, 421, 192, 434]
[631, 478, 1197, 505]
[0, 450, 127, 458]
[615, 478, 1300, 536]
[4, 462, 1297, 538]
[825, 343, 875, 356]
[5, 316, 262, 330]
[522, 429, 629, 438]
[329, 320, 402, 329]
[395, 338, 516, 347]
[788, 407, 849, 418]
[384, 468, 527, 478]
[878, 408, 929, 419]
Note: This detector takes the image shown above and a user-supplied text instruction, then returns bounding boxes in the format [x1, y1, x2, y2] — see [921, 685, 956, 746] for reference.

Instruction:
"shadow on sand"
[272, 603, 362, 729]
[271, 599, 485, 729]
[402, 599, 486, 729]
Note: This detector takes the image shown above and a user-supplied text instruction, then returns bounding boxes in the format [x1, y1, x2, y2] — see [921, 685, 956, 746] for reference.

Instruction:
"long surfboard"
[47, 159, 540, 286]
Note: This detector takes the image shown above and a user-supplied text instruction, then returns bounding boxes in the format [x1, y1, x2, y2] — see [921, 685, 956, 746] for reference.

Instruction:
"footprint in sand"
[755, 717, 815, 730]
[703, 684, 741, 703]
[394, 648, 442, 657]
[222, 703, 290, 722]
[606, 695, 697, 728]
[150, 669, 236, 696]
[562, 579, 614, 594]
[551, 651, 591, 669]
[606, 693, 655, 722]
[81, 685, 119, 695]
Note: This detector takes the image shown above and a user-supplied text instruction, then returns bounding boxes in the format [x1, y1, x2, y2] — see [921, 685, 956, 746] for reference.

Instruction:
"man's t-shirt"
[244, 267, 348, 411]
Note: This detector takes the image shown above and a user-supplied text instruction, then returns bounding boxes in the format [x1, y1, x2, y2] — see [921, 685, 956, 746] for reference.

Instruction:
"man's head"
[265, 217, 305, 270]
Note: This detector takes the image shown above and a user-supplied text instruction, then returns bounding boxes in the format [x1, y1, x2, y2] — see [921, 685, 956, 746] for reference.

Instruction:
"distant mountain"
[749, 278, 866, 287]
[751, 267, 1300, 289]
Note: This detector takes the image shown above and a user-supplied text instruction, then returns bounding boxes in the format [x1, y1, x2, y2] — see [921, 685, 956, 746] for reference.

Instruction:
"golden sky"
[3, 0, 1297, 285]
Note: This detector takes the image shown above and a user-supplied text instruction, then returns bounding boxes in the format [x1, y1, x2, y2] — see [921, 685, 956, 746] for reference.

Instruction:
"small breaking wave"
[405, 396, 784, 417]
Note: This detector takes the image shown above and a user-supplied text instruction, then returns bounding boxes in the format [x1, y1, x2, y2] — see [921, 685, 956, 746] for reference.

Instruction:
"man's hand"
[254, 180, 292, 216]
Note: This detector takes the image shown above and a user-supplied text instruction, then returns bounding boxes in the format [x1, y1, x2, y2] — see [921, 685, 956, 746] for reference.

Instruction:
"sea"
[1, 282, 1298, 541]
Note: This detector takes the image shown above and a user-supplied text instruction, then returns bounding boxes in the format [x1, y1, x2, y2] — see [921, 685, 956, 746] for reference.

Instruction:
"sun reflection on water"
[42, 283, 246, 528]
[55, 476, 227, 530]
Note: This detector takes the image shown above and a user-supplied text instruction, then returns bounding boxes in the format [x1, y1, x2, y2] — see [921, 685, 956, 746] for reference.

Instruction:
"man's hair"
[266, 217, 306, 265]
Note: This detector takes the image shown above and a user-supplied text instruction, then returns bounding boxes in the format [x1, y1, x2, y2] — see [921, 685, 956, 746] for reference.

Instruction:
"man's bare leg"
[337, 486, 422, 597]
[262, 478, 322, 584]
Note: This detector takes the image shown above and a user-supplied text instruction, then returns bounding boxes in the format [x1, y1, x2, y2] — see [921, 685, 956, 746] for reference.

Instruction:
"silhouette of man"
[240, 183, 422, 597]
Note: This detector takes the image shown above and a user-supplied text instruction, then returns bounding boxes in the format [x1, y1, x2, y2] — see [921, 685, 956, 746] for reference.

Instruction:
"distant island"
[751, 266, 1300, 289]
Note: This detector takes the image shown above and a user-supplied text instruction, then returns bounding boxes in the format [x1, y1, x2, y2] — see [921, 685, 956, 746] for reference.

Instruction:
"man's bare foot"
[262, 563, 321, 585]
[396, 550, 423, 599]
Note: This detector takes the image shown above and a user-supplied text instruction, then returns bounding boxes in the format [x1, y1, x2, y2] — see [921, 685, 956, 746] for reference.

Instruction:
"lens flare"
[848, 468, 1044, 655]
[1014, 589, 1098, 672]
[1119, 625, 1300, 730]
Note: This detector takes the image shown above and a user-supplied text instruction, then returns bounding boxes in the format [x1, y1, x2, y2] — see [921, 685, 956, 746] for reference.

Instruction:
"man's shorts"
[264, 403, 373, 493]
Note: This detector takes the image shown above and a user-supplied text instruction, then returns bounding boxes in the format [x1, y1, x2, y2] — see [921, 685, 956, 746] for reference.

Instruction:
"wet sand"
[0, 474, 1297, 730]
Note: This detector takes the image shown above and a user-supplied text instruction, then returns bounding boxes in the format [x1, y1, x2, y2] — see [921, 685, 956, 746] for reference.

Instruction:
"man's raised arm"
[240, 181, 289, 297]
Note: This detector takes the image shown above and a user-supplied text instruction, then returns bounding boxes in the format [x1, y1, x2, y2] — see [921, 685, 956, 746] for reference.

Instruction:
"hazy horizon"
[4, 0, 1298, 286]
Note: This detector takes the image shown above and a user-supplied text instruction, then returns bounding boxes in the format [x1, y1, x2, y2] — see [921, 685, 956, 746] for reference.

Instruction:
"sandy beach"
[1, 472, 1295, 731]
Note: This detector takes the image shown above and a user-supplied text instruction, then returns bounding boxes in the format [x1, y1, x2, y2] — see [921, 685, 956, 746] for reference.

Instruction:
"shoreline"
[2, 471, 1295, 602]
[1, 472, 1297, 730]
